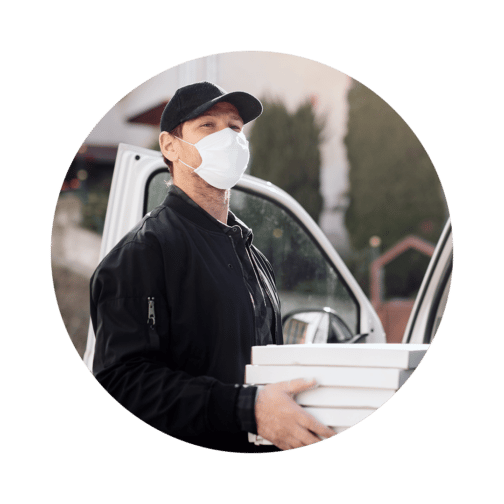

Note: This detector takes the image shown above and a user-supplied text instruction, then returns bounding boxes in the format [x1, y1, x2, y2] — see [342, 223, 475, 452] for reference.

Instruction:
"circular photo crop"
[51, 50, 451, 453]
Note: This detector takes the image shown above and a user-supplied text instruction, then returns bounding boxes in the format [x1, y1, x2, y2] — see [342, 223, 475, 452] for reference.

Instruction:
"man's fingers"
[256, 380, 336, 450]
[291, 425, 324, 447]
[284, 377, 318, 395]
[300, 411, 337, 439]
[282, 422, 333, 450]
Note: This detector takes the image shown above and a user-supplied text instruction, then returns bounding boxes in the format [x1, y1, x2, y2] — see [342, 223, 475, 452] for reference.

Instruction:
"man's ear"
[159, 132, 178, 162]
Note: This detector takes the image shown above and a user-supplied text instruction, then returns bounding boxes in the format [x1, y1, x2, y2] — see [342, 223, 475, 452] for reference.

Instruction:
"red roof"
[127, 101, 169, 126]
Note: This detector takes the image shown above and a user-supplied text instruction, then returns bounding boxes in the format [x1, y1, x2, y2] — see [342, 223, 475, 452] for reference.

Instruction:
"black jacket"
[90, 185, 283, 452]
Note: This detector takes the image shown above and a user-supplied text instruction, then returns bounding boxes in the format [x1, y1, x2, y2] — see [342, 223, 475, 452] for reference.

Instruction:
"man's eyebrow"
[198, 110, 243, 122]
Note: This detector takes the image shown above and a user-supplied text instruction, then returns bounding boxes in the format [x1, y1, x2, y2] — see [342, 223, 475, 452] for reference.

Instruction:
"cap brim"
[181, 91, 263, 126]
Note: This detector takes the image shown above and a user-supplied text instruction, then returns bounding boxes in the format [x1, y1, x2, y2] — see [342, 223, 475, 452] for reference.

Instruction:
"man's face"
[183, 101, 243, 141]
[173, 102, 244, 169]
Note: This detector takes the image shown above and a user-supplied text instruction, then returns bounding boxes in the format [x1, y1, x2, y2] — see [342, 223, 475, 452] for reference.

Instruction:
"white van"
[84, 143, 452, 369]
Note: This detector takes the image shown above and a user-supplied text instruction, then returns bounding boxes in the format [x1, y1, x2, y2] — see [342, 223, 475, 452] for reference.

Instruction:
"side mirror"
[282, 308, 368, 345]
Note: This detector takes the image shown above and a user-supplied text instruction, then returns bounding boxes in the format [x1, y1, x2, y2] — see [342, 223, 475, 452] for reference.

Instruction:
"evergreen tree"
[344, 81, 448, 253]
[248, 98, 324, 223]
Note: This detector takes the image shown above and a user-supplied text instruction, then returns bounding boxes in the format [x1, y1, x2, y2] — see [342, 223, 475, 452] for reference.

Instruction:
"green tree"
[344, 81, 447, 253]
[248, 98, 324, 223]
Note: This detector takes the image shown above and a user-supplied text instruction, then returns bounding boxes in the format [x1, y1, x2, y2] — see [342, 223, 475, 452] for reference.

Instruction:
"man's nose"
[215, 119, 231, 132]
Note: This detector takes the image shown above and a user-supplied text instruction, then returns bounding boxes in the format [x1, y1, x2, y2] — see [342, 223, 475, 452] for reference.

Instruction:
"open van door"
[84, 143, 386, 370]
[402, 218, 452, 344]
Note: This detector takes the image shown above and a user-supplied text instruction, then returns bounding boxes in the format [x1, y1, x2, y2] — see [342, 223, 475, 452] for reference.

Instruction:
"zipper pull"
[147, 297, 156, 327]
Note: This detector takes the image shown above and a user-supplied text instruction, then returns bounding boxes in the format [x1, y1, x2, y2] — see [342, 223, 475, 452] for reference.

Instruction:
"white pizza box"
[303, 406, 375, 427]
[245, 364, 412, 390]
[249, 426, 349, 446]
[295, 385, 395, 408]
[251, 343, 429, 370]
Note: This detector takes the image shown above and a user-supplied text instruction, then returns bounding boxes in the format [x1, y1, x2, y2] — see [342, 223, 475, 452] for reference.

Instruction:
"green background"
[1, 1, 502, 503]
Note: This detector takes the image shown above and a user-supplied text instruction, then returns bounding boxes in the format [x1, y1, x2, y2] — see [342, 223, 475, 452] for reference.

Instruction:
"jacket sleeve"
[90, 238, 242, 438]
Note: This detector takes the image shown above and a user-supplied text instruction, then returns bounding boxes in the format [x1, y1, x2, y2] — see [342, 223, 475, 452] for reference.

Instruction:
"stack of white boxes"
[246, 343, 429, 445]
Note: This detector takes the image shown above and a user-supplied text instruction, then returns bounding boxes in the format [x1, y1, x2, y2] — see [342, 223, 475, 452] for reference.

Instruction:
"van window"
[230, 190, 358, 335]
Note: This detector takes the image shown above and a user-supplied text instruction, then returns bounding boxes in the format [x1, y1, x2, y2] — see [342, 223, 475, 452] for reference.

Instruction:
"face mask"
[175, 128, 250, 190]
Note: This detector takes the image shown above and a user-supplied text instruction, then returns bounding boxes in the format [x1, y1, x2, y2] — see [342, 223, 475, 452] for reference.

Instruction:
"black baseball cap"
[160, 81, 263, 133]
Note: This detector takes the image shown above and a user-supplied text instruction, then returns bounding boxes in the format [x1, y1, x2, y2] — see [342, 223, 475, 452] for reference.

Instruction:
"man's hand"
[255, 378, 336, 450]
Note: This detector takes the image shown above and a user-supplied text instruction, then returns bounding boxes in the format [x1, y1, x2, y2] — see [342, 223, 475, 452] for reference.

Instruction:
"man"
[90, 81, 335, 452]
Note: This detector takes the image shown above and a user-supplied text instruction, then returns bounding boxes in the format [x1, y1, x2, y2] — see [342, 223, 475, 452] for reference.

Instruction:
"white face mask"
[175, 128, 250, 190]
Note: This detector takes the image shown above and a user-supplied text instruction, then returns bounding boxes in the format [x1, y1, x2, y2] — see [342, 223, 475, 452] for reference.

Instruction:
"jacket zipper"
[147, 297, 156, 327]
[146, 296, 160, 349]
[250, 251, 279, 344]
[228, 236, 257, 345]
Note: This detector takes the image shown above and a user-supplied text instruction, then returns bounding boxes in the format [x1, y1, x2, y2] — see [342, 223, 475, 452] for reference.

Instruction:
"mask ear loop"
[174, 136, 194, 146]
[174, 136, 197, 170]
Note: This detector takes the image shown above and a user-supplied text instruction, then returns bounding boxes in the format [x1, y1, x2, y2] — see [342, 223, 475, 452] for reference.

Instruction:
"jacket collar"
[161, 184, 254, 245]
